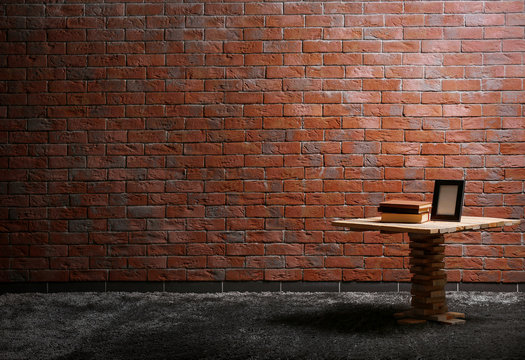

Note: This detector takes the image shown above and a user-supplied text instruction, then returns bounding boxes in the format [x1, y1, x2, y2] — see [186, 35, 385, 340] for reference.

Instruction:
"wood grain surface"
[331, 216, 522, 234]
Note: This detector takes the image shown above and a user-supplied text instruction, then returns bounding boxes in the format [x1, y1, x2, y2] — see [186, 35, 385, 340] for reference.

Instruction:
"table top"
[332, 216, 522, 235]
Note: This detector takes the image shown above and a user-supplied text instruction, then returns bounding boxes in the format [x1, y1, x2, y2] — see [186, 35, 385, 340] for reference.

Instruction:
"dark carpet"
[1, 291, 524, 360]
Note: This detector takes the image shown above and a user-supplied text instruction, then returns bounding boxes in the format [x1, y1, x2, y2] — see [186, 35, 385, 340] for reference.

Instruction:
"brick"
[324, 79, 361, 91]
[303, 41, 342, 53]
[443, 80, 480, 91]
[503, 246, 525, 258]
[304, 244, 342, 256]
[486, 155, 525, 167]
[343, 269, 381, 282]
[405, 155, 443, 167]
[426, 14, 464, 27]
[365, 2, 403, 14]
[246, 3, 282, 15]
[486, 52, 522, 64]
[381, 93, 419, 106]
[446, 257, 483, 269]
[363, 79, 400, 91]
[364, 54, 401, 65]
[283, 104, 322, 117]
[444, 53, 482, 66]
[266, 15, 303, 28]
[69, 270, 107, 282]
[463, 270, 501, 283]
[284, 54, 322, 66]
[383, 40, 420, 53]
[246, 256, 284, 268]
[445, 155, 484, 168]
[421, 93, 460, 104]
[365, 257, 403, 269]
[306, 15, 344, 27]
[485, 27, 524, 39]
[403, 105, 442, 117]
[404, 2, 443, 13]
[226, 269, 263, 281]
[462, 40, 501, 52]
[421, 144, 460, 155]
[484, 182, 523, 194]
[108, 270, 147, 281]
[461, 143, 499, 155]
[507, 13, 525, 25]
[265, 269, 302, 281]
[325, 256, 363, 268]
[187, 270, 224, 281]
[466, 14, 505, 26]
[386, 14, 424, 27]
[304, 269, 341, 281]
[226, 244, 264, 256]
[245, 28, 282, 41]
[324, 28, 362, 40]
[385, 168, 424, 180]
[343, 41, 381, 53]
[443, 105, 482, 117]
[205, 256, 243, 269]
[404, 28, 443, 40]
[285, 231, 323, 243]
[365, 28, 403, 40]
[482, 233, 522, 245]
[363, 181, 403, 193]
[146, 270, 184, 281]
[485, 258, 523, 270]
[29, 270, 68, 282]
[445, 1, 483, 13]
[363, 105, 401, 117]
[285, 256, 321, 268]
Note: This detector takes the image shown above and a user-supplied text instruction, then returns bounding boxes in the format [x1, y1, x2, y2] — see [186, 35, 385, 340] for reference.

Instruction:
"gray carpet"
[1, 291, 524, 360]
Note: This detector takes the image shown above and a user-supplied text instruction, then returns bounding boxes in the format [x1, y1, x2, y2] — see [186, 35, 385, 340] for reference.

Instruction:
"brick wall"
[1, 1, 524, 285]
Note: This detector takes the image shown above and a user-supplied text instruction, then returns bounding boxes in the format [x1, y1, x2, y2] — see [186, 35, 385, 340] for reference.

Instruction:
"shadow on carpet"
[1, 292, 524, 360]
[271, 303, 402, 333]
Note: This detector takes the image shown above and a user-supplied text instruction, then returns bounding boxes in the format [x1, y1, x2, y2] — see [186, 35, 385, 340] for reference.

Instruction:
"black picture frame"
[431, 180, 465, 222]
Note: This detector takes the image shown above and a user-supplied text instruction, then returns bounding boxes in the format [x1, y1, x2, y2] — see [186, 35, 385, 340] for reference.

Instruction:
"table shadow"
[269, 303, 417, 334]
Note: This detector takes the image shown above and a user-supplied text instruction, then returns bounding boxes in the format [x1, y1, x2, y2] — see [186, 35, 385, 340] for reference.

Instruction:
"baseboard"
[1, 281, 523, 294]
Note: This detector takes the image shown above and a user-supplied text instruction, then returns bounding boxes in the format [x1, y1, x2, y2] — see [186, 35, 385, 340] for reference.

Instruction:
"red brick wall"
[1, 1, 524, 284]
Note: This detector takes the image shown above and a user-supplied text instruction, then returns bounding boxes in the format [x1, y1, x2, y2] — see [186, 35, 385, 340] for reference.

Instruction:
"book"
[379, 200, 432, 214]
[380, 212, 430, 223]
[378, 206, 430, 214]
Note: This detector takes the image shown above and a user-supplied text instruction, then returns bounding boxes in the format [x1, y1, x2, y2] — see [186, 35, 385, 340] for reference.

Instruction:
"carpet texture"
[1, 291, 524, 360]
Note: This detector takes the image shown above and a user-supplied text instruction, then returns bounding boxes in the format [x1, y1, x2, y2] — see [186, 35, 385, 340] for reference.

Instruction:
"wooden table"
[332, 216, 521, 325]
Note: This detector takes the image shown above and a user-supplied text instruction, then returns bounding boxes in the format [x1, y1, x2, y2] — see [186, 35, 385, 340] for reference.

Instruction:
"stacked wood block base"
[395, 233, 465, 325]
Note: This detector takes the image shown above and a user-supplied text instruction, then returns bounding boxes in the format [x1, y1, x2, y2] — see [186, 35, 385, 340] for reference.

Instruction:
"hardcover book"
[380, 212, 431, 224]
[379, 200, 432, 214]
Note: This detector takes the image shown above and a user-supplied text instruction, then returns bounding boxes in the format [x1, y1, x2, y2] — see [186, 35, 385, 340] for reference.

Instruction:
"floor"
[1, 291, 524, 360]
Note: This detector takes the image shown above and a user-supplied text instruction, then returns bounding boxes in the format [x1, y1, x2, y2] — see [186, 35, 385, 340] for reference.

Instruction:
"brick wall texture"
[1, 0, 524, 284]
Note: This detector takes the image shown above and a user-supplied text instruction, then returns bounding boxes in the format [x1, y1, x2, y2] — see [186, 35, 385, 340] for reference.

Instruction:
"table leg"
[394, 233, 465, 325]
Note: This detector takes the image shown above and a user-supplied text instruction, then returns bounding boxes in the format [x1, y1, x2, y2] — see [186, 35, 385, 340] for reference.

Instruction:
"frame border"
[431, 180, 465, 221]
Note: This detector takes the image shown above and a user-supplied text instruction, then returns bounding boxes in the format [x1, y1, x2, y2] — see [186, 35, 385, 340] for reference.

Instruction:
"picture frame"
[431, 180, 465, 222]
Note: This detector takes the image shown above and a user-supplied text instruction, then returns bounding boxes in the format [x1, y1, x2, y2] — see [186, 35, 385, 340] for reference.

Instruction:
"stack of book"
[379, 200, 432, 223]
